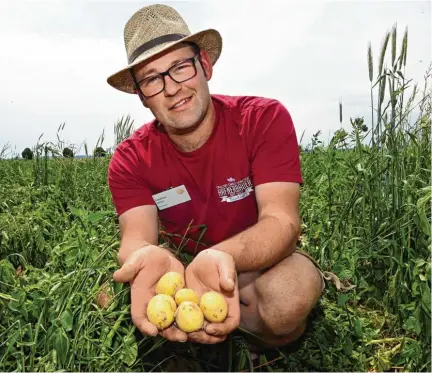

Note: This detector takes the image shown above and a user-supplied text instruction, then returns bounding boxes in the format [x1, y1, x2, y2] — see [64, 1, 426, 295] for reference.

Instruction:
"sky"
[0, 0, 430, 156]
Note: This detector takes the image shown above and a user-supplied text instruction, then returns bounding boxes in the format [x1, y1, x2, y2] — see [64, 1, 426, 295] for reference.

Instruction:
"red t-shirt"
[108, 94, 303, 255]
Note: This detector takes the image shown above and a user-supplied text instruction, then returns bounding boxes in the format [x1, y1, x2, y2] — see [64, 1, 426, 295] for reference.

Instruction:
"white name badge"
[152, 185, 191, 210]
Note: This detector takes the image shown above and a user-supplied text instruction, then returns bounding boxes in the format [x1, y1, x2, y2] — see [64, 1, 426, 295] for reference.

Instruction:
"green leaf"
[403, 316, 416, 332]
[339, 269, 353, 279]
[19, 302, 28, 322]
[414, 310, 423, 336]
[0, 292, 17, 301]
[113, 281, 123, 295]
[121, 333, 138, 366]
[400, 339, 421, 359]
[53, 327, 69, 366]
[342, 337, 353, 355]
[354, 318, 363, 338]
[421, 283, 431, 313]
[0, 259, 15, 284]
[3, 329, 20, 358]
[8, 290, 26, 312]
[87, 212, 106, 222]
[337, 293, 350, 308]
[412, 281, 419, 296]
[60, 309, 74, 332]
[70, 207, 86, 218]
[416, 186, 431, 236]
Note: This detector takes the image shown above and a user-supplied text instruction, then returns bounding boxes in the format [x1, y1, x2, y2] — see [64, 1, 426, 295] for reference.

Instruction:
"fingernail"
[228, 278, 234, 289]
[148, 329, 158, 337]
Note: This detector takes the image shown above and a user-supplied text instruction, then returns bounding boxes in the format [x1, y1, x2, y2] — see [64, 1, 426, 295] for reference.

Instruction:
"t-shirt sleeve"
[108, 142, 155, 216]
[249, 100, 303, 186]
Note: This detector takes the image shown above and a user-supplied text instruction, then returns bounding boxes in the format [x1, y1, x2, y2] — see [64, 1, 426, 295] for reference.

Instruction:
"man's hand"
[113, 245, 188, 343]
[185, 249, 240, 344]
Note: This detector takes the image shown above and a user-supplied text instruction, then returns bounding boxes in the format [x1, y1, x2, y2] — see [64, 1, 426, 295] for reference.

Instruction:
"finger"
[130, 292, 158, 336]
[187, 330, 227, 344]
[113, 247, 150, 283]
[133, 314, 159, 337]
[206, 296, 241, 336]
[217, 255, 237, 292]
[205, 314, 240, 336]
[129, 273, 158, 337]
[113, 262, 138, 283]
[160, 325, 188, 343]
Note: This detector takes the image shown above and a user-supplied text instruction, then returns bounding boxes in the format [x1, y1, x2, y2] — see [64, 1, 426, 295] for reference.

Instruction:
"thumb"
[113, 247, 150, 283]
[113, 260, 139, 283]
[217, 254, 237, 292]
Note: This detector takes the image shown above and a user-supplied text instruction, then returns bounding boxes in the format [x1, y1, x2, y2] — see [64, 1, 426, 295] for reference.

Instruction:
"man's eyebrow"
[138, 58, 187, 80]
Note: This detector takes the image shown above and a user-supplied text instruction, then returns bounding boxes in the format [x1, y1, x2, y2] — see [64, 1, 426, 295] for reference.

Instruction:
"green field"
[0, 26, 431, 372]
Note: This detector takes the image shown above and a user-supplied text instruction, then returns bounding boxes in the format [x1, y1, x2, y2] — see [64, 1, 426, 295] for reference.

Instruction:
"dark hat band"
[128, 33, 188, 64]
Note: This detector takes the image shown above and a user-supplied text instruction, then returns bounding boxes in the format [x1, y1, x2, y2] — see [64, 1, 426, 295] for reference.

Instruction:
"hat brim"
[107, 29, 222, 94]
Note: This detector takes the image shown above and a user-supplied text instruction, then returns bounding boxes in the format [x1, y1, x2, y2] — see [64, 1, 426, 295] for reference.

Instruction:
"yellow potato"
[199, 291, 228, 323]
[154, 293, 177, 311]
[155, 272, 185, 297]
[174, 288, 200, 305]
[175, 301, 204, 333]
[147, 294, 176, 330]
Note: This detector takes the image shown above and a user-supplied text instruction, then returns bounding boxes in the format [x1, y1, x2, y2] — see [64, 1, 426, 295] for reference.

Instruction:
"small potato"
[175, 301, 204, 333]
[153, 293, 177, 311]
[147, 294, 176, 330]
[174, 288, 200, 305]
[200, 291, 228, 323]
[155, 272, 185, 297]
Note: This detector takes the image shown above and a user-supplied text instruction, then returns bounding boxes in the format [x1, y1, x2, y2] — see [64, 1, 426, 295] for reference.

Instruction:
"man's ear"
[199, 49, 213, 81]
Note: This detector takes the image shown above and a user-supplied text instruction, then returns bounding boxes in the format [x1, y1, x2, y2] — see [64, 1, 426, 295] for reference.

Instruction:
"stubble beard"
[164, 95, 209, 135]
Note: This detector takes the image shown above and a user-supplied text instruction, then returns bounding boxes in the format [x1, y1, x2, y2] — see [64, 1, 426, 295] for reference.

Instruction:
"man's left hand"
[185, 249, 240, 344]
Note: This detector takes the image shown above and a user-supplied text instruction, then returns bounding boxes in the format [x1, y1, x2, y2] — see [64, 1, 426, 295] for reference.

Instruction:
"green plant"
[94, 147, 106, 157]
[62, 148, 74, 158]
[21, 148, 33, 160]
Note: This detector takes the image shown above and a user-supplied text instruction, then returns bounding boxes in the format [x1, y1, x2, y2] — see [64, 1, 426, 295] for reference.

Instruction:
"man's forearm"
[211, 213, 300, 272]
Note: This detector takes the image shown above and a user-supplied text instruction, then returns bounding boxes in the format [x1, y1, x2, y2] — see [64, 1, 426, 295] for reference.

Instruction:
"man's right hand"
[113, 245, 188, 342]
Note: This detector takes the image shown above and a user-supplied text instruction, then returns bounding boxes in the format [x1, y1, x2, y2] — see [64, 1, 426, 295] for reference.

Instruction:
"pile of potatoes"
[147, 272, 228, 333]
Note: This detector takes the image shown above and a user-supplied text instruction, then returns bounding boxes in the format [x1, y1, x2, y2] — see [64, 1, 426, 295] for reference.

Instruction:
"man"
[106, 4, 325, 347]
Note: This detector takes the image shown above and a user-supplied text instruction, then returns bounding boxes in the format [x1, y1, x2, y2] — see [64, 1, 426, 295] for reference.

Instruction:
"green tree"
[63, 147, 74, 158]
[22, 147, 33, 160]
[94, 147, 106, 157]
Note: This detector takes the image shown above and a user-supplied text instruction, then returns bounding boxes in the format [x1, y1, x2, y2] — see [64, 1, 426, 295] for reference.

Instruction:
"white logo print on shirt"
[216, 176, 254, 203]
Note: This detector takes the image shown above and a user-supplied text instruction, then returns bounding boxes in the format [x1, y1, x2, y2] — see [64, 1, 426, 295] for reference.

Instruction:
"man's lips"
[169, 96, 192, 110]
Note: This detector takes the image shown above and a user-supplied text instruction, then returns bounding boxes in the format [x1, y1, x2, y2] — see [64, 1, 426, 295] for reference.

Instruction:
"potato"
[154, 293, 177, 311]
[147, 294, 176, 330]
[155, 272, 185, 297]
[199, 291, 228, 323]
[174, 288, 200, 305]
[175, 301, 204, 333]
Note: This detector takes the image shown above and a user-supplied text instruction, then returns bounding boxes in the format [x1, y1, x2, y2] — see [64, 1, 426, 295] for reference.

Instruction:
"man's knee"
[256, 292, 310, 336]
[254, 253, 323, 336]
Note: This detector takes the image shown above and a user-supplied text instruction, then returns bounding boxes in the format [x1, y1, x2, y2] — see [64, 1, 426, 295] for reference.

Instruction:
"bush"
[22, 147, 33, 160]
[94, 147, 106, 157]
[63, 147, 74, 158]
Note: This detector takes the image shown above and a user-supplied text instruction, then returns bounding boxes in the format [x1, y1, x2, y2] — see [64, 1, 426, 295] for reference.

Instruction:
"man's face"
[133, 44, 213, 133]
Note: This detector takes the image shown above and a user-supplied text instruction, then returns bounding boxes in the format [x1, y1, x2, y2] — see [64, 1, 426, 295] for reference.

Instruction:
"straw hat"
[107, 4, 223, 94]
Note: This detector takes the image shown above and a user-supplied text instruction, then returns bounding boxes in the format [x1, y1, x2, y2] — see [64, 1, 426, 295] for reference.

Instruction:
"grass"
[0, 25, 431, 372]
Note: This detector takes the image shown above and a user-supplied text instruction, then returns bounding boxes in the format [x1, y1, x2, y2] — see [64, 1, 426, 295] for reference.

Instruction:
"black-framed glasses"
[134, 54, 200, 98]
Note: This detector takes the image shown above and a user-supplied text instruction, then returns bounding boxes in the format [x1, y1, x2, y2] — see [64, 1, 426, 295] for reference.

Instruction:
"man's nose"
[163, 74, 181, 96]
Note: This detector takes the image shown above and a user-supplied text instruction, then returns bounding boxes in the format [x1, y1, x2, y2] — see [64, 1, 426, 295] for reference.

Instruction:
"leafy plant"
[21, 148, 33, 160]
[62, 147, 74, 158]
